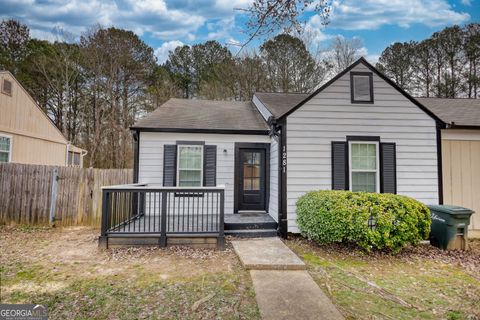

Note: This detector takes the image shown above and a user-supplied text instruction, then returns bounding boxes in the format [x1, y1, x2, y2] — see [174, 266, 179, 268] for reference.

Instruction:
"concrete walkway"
[232, 238, 344, 320]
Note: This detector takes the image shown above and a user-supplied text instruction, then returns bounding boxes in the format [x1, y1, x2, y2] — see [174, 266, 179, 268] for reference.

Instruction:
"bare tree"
[236, 0, 330, 51]
[463, 23, 480, 98]
[261, 34, 323, 92]
[234, 51, 269, 100]
[413, 39, 436, 97]
[377, 42, 416, 93]
[327, 36, 363, 74]
[34, 30, 82, 139]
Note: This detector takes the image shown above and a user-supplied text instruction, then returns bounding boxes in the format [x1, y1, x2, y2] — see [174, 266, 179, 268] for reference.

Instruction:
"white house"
[127, 57, 451, 238]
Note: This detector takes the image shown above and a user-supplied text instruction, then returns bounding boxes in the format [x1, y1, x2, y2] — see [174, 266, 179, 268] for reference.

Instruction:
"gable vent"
[354, 77, 369, 99]
[2, 79, 12, 96]
[350, 72, 373, 103]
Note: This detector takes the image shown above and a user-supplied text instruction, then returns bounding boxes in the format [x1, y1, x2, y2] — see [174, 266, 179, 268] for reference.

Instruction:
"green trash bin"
[428, 205, 474, 250]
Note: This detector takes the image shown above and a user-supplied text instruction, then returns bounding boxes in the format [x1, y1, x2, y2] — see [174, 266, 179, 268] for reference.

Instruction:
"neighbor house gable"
[0, 71, 67, 144]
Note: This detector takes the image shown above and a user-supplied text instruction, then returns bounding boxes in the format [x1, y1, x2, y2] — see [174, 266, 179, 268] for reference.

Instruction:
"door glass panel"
[244, 165, 252, 178]
[243, 179, 252, 190]
[243, 151, 261, 191]
[251, 178, 260, 190]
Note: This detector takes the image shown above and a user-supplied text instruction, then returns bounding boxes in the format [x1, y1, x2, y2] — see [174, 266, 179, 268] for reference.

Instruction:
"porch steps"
[225, 229, 278, 238]
[225, 213, 278, 238]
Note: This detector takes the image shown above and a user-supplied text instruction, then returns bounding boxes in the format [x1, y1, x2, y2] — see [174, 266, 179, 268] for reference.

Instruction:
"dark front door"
[238, 149, 266, 211]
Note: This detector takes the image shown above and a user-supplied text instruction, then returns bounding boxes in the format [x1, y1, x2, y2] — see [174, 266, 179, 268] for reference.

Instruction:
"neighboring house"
[0, 71, 86, 166]
[418, 98, 480, 237]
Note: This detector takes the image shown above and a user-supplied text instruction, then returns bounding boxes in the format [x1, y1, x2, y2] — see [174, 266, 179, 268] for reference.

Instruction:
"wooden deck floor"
[108, 213, 275, 234]
[109, 214, 220, 234]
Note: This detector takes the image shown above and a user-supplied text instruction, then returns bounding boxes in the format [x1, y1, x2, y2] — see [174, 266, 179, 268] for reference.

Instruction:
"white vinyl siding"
[268, 138, 279, 221]
[138, 132, 271, 215]
[286, 63, 439, 233]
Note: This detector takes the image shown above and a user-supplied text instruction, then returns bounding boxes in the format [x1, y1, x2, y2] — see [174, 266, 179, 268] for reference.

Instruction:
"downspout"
[133, 130, 140, 183]
[436, 121, 445, 205]
[65, 142, 70, 166]
[279, 119, 288, 238]
[80, 150, 88, 168]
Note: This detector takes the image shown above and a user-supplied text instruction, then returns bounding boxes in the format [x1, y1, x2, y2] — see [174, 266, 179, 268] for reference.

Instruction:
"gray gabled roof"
[131, 98, 269, 134]
[254, 92, 309, 118]
[416, 98, 480, 128]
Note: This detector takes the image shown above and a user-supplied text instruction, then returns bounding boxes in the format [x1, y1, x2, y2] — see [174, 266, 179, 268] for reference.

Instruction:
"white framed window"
[68, 151, 81, 166]
[177, 145, 203, 187]
[0, 134, 12, 163]
[349, 141, 379, 193]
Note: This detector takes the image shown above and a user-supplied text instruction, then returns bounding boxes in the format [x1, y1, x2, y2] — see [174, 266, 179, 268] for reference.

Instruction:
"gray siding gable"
[285, 61, 439, 233]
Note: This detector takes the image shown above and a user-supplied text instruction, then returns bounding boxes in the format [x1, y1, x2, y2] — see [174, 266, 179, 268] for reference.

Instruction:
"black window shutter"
[163, 145, 177, 186]
[331, 141, 348, 190]
[380, 143, 396, 194]
[203, 145, 217, 186]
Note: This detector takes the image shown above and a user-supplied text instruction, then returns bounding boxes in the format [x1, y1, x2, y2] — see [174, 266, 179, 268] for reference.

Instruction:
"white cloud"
[461, 0, 472, 5]
[214, 0, 252, 11]
[206, 17, 235, 40]
[305, 15, 336, 43]
[365, 54, 380, 65]
[326, 0, 470, 30]
[154, 40, 184, 63]
[0, 0, 234, 43]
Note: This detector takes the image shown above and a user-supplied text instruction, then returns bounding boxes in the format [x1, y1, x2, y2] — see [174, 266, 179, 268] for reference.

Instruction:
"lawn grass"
[287, 238, 480, 320]
[0, 226, 260, 319]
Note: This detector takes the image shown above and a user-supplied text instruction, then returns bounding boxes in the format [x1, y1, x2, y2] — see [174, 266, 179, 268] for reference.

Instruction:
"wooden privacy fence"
[0, 163, 132, 226]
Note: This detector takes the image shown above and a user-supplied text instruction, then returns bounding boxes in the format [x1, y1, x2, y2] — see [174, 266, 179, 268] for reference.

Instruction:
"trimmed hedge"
[296, 190, 431, 253]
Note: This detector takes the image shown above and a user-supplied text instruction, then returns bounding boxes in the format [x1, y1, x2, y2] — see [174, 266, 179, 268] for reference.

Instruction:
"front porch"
[99, 184, 278, 249]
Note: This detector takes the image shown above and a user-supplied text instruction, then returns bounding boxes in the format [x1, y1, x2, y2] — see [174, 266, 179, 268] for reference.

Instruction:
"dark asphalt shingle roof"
[254, 92, 308, 118]
[416, 98, 480, 127]
[132, 98, 269, 132]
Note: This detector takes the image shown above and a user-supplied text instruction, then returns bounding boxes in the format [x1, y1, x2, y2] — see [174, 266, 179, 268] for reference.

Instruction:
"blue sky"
[1, 0, 478, 64]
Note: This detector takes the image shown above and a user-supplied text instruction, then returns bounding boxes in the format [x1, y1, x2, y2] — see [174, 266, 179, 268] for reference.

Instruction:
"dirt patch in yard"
[287, 237, 480, 320]
[0, 226, 260, 319]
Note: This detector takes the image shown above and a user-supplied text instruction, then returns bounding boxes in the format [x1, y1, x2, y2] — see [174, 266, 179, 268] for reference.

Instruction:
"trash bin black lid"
[427, 204, 475, 215]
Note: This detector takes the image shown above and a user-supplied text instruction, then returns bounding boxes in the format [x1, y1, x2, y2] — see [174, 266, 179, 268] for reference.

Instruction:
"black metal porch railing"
[100, 184, 225, 249]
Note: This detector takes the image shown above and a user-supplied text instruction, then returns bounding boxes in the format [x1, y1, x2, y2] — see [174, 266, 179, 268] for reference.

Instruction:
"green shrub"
[296, 190, 431, 253]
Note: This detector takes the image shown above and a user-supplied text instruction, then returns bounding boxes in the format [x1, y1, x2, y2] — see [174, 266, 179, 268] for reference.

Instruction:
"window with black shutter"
[177, 145, 203, 186]
[380, 143, 396, 194]
[203, 145, 217, 187]
[331, 141, 348, 190]
[163, 143, 217, 187]
[163, 145, 177, 186]
[350, 72, 373, 103]
[349, 141, 379, 193]
[332, 138, 396, 194]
